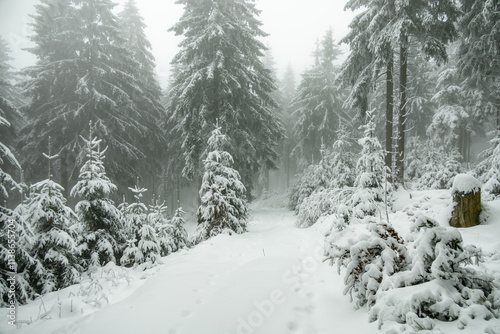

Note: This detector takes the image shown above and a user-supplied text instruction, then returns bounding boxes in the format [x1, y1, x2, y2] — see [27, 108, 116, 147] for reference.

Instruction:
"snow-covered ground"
[2, 190, 500, 334]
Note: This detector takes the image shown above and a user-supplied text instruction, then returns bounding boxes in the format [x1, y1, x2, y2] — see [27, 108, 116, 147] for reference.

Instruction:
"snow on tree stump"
[449, 174, 482, 228]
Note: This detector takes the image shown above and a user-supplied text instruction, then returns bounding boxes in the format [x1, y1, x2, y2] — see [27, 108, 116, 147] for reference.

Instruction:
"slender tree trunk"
[361, 93, 369, 121]
[397, 34, 408, 185]
[386, 55, 394, 176]
[497, 100, 500, 132]
[61, 150, 69, 199]
[286, 152, 290, 189]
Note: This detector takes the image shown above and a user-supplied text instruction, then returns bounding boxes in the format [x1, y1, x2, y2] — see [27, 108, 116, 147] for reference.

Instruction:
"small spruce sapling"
[71, 123, 124, 270]
[351, 110, 388, 218]
[28, 137, 81, 293]
[193, 125, 248, 244]
[171, 206, 189, 251]
[148, 198, 174, 256]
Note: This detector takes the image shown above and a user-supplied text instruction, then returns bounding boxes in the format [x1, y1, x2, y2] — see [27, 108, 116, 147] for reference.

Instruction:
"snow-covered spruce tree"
[289, 164, 319, 212]
[296, 141, 351, 228]
[351, 110, 388, 218]
[167, 0, 283, 197]
[458, 0, 499, 129]
[193, 126, 248, 244]
[325, 219, 408, 309]
[136, 219, 161, 269]
[330, 124, 355, 189]
[126, 180, 148, 239]
[118, 0, 162, 101]
[370, 216, 498, 331]
[26, 138, 80, 293]
[148, 199, 174, 256]
[170, 207, 189, 252]
[290, 140, 339, 214]
[476, 131, 500, 200]
[22, 0, 166, 194]
[122, 180, 148, 267]
[123, 181, 162, 269]
[0, 36, 24, 154]
[71, 126, 124, 270]
[0, 115, 44, 306]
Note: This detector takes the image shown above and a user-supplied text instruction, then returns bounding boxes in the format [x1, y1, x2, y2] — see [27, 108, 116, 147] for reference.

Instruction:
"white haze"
[0, 0, 355, 87]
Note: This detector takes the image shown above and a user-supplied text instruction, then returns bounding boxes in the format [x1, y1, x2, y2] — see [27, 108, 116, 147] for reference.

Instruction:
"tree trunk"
[361, 93, 369, 122]
[397, 33, 408, 185]
[61, 149, 69, 199]
[386, 55, 394, 177]
[450, 175, 481, 228]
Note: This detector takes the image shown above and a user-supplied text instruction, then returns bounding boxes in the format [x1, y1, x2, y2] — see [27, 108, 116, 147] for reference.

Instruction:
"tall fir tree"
[118, 0, 162, 102]
[280, 64, 298, 189]
[458, 0, 499, 130]
[70, 123, 124, 270]
[167, 0, 284, 196]
[21, 0, 166, 195]
[0, 36, 25, 182]
[193, 125, 248, 244]
[0, 36, 24, 112]
[292, 28, 346, 169]
[0, 113, 44, 306]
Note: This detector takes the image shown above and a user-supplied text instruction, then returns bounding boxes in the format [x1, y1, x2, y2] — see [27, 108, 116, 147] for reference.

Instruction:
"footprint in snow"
[181, 310, 192, 318]
[287, 321, 298, 332]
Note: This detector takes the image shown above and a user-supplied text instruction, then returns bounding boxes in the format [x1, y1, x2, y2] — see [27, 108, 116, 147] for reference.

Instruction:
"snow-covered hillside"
[2, 191, 500, 334]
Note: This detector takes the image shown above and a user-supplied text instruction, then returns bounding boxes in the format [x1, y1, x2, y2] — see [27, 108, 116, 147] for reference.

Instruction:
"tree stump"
[449, 174, 482, 228]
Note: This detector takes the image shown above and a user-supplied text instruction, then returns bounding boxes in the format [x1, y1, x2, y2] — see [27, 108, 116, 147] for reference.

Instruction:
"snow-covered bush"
[325, 218, 408, 309]
[289, 164, 319, 212]
[417, 145, 463, 190]
[296, 188, 353, 228]
[71, 128, 124, 270]
[476, 131, 500, 200]
[193, 126, 248, 244]
[370, 216, 498, 331]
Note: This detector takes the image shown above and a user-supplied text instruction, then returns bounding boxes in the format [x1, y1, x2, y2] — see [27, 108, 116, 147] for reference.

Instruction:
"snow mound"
[452, 174, 481, 194]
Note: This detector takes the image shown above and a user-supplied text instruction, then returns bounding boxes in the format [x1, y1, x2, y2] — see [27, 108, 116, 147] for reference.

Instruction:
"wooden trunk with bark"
[450, 185, 481, 228]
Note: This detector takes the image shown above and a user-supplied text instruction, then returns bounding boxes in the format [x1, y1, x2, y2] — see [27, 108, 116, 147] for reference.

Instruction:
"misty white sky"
[0, 0, 355, 88]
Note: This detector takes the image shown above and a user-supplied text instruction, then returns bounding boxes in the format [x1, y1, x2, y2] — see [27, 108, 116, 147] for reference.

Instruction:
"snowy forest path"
[19, 207, 378, 334]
